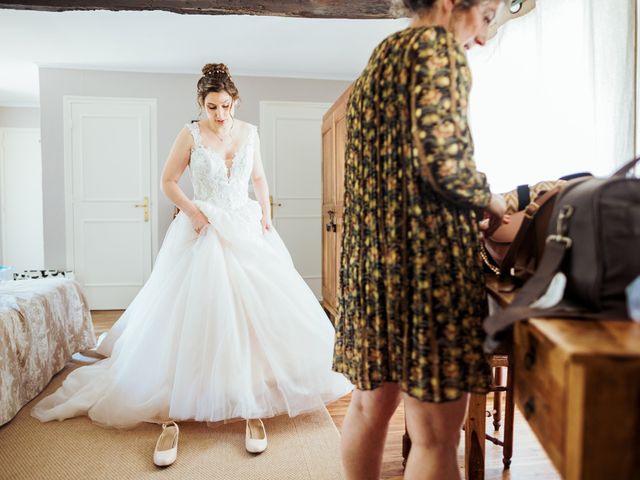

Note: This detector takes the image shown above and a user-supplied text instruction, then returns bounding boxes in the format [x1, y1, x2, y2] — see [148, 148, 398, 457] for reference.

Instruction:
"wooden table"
[478, 279, 640, 480]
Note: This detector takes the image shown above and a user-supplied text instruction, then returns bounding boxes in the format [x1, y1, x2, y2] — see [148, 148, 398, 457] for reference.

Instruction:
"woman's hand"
[480, 194, 508, 235]
[479, 214, 511, 232]
[487, 193, 507, 219]
[189, 208, 210, 235]
[261, 215, 272, 234]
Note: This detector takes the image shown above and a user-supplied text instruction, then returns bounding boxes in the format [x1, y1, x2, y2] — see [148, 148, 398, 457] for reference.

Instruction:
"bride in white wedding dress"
[32, 63, 353, 465]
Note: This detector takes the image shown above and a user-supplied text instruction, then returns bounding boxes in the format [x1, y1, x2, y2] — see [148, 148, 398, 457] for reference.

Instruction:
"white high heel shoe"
[153, 421, 179, 467]
[245, 418, 267, 453]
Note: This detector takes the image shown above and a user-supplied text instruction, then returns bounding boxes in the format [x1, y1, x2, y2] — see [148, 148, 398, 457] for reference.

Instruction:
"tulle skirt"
[32, 199, 353, 428]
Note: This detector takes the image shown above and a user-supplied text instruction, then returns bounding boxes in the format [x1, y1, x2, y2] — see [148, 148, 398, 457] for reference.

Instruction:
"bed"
[0, 278, 96, 425]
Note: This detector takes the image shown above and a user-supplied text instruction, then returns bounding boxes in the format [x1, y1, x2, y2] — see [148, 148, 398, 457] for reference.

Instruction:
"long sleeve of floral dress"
[411, 28, 492, 209]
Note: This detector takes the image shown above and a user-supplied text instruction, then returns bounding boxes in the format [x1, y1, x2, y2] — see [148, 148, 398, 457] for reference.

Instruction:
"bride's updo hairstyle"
[196, 63, 240, 107]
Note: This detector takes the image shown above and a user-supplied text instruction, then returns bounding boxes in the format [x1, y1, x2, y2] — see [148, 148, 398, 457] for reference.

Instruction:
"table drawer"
[514, 321, 567, 473]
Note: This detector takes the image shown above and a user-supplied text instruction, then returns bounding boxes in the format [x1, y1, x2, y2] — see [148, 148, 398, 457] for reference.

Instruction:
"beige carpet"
[0, 364, 345, 480]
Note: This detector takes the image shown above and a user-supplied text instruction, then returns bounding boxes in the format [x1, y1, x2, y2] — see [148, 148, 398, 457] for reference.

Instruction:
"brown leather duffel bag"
[484, 158, 640, 350]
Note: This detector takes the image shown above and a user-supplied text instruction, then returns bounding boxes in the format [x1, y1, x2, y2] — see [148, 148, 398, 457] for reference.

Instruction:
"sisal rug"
[0, 363, 345, 480]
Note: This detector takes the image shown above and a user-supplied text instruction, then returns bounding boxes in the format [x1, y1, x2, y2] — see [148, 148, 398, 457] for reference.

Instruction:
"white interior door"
[260, 102, 331, 299]
[0, 128, 44, 272]
[65, 97, 157, 309]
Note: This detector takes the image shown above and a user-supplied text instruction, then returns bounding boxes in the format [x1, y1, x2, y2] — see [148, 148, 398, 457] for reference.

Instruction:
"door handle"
[134, 196, 150, 222]
[269, 195, 282, 220]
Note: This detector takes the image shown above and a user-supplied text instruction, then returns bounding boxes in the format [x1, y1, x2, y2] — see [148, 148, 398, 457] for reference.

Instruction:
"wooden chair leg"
[493, 366, 503, 432]
[502, 364, 515, 469]
[465, 392, 486, 480]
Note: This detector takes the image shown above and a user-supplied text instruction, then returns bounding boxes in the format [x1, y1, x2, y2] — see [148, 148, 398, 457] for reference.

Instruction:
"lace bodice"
[186, 122, 257, 210]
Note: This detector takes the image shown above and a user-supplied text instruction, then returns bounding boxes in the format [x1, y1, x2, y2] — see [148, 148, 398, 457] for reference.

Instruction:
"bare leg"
[403, 393, 469, 480]
[340, 383, 402, 480]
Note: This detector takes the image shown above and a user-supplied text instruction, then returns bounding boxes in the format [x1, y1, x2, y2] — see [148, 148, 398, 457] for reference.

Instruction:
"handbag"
[481, 185, 563, 284]
[484, 157, 640, 350]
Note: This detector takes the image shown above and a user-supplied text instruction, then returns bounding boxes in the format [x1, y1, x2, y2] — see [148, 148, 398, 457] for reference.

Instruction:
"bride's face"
[203, 91, 236, 128]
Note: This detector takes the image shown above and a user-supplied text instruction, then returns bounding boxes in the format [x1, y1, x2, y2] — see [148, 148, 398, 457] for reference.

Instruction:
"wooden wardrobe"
[321, 86, 352, 319]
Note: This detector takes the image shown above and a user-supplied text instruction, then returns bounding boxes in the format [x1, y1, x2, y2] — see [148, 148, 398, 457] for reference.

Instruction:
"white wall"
[0, 107, 40, 128]
[39, 68, 350, 268]
[0, 107, 41, 264]
[0, 128, 44, 271]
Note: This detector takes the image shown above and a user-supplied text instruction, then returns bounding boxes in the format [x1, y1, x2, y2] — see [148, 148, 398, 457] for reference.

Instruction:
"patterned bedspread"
[0, 278, 96, 425]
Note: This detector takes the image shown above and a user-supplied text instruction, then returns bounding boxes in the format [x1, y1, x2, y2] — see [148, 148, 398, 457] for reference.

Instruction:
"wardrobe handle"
[327, 210, 336, 233]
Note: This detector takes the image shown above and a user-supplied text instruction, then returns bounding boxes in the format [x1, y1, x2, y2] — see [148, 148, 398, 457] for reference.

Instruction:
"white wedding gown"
[32, 122, 353, 428]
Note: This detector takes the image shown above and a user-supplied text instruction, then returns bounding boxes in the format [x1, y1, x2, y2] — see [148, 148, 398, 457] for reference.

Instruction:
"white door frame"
[63, 96, 159, 271]
[635, 0, 639, 158]
[0, 127, 43, 266]
[259, 101, 332, 298]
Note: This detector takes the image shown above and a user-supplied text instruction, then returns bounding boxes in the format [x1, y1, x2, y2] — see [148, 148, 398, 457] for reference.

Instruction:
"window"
[468, 0, 635, 192]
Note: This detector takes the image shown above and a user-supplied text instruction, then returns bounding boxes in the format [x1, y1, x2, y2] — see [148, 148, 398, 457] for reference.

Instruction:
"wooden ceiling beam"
[0, 1, 397, 19]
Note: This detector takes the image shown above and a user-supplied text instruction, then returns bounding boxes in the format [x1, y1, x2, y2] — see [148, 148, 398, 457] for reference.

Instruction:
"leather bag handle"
[613, 156, 640, 177]
[497, 186, 562, 275]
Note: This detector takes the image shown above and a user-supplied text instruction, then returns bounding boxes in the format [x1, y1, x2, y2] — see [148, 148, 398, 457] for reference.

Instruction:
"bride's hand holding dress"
[248, 133, 273, 234]
[188, 209, 210, 235]
[161, 127, 210, 235]
[261, 216, 272, 233]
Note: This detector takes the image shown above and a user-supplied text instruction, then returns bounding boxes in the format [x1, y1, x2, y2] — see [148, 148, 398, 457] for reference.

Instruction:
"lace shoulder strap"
[185, 122, 202, 147]
[245, 124, 259, 150]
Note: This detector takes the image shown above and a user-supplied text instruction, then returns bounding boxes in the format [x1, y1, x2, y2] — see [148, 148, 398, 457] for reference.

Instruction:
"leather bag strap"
[498, 186, 562, 276]
[516, 184, 530, 211]
[483, 238, 570, 347]
[613, 156, 640, 177]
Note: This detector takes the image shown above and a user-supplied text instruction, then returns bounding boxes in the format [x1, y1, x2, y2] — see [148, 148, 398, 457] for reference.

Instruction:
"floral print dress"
[332, 26, 493, 402]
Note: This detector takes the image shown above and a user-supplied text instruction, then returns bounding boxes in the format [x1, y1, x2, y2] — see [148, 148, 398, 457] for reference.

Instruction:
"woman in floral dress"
[332, 1, 508, 479]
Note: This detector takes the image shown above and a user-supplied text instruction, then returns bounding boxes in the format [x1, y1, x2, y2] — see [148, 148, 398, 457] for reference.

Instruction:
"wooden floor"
[91, 311, 560, 480]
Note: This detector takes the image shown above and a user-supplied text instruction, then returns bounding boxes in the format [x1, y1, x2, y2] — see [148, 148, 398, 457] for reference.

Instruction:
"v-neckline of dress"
[194, 122, 250, 181]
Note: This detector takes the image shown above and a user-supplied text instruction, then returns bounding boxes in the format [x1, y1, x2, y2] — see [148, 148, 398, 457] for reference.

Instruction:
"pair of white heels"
[153, 418, 268, 467]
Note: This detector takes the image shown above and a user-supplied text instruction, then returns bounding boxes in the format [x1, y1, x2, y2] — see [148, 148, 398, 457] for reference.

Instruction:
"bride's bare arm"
[250, 134, 272, 231]
[161, 127, 209, 232]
